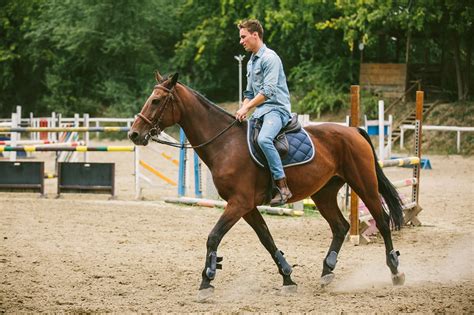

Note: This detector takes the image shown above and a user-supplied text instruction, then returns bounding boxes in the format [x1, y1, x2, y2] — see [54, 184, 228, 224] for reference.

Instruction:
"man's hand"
[235, 94, 265, 121]
[235, 106, 250, 121]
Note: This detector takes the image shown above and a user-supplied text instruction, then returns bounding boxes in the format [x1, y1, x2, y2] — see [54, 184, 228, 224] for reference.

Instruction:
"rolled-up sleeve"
[259, 54, 279, 100]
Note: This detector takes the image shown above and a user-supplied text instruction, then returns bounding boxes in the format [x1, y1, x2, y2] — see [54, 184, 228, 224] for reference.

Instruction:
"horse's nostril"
[129, 131, 139, 141]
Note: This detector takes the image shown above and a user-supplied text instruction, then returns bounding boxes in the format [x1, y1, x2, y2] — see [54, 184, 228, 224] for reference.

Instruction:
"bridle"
[135, 84, 174, 142]
[134, 83, 238, 149]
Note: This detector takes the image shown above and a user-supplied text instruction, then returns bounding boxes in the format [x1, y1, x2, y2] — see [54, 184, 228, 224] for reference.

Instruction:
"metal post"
[10, 113, 17, 161]
[134, 145, 141, 199]
[388, 114, 393, 158]
[412, 91, 423, 208]
[96, 121, 100, 140]
[52, 112, 57, 142]
[378, 100, 385, 159]
[84, 113, 89, 162]
[29, 112, 35, 141]
[16, 106, 22, 143]
[194, 151, 202, 198]
[234, 55, 245, 108]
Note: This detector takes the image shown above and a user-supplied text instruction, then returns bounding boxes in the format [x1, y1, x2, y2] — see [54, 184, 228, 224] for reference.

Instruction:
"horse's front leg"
[197, 201, 247, 301]
[243, 208, 297, 294]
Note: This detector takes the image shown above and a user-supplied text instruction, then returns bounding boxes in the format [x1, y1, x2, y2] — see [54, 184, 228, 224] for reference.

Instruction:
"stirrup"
[270, 189, 290, 207]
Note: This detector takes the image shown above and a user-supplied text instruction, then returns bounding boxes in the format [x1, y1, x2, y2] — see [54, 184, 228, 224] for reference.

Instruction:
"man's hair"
[238, 19, 264, 40]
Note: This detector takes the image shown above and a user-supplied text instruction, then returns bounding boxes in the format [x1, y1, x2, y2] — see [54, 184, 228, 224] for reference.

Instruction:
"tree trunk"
[452, 33, 464, 101]
[464, 37, 471, 99]
[405, 31, 411, 64]
[440, 34, 447, 91]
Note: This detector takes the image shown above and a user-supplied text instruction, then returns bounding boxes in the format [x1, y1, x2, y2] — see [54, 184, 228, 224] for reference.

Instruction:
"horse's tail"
[357, 127, 404, 230]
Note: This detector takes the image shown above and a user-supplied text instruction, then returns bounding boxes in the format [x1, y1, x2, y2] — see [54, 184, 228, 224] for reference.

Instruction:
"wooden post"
[413, 91, 423, 204]
[350, 85, 360, 245]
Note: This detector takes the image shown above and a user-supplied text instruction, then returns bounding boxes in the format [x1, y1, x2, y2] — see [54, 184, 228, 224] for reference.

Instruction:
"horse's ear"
[169, 73, 179, 88]
[155, 71, 163, 82]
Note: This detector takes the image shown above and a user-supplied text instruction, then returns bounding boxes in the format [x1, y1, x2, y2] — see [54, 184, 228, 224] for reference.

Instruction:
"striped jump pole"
[0, 127, 130, 133]
[161, 152, 179, 166]
[164, 197, 304, 217]
[0, 140, 58, 145]
[391, 178, 418, 188]
[139, 160, 177, 186]
[378, 157, 420, 168]
[0, 145, 135, 152]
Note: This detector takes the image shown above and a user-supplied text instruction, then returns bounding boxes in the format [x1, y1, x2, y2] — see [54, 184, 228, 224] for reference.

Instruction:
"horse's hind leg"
[355, 188, 405, 284]
[347, 168, 405, 285]
[243, 208, 297, 293]
[311, 176, 349, 287]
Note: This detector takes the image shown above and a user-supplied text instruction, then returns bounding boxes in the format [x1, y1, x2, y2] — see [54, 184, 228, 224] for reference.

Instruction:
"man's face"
[239, 28, 259, 53]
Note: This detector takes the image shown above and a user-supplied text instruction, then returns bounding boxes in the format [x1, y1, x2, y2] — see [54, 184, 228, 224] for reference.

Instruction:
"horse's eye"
[151, 99, 160, 105]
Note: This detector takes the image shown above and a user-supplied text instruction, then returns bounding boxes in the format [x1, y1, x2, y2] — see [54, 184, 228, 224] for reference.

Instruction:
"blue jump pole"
[194, 151, 202, 198]
[178, 128, 186, 197]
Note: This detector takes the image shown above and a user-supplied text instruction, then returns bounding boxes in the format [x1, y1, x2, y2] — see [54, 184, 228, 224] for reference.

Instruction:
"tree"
[1, 0, 185, 116]
[0, 0, 46, 116]
[318, 0, 473, 101]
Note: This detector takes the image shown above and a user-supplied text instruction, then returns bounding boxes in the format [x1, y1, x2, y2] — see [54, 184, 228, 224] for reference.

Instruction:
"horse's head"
[129, 72, 180, 145]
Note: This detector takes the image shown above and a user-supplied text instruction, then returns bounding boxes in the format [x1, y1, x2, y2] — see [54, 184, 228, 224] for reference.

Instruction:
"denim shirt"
[243, 44, 291, 120]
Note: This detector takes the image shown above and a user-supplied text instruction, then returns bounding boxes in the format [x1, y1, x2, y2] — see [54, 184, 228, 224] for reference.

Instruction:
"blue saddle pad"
[247, 119, 315, 168]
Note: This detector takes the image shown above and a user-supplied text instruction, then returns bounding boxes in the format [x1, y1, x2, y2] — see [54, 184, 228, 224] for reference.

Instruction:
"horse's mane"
[184, 85, 237, 120]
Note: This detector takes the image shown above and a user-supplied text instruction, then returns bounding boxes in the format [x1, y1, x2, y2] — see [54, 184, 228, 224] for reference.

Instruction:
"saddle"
[251, 113, 302, 159]
[247, 113, 315, 204]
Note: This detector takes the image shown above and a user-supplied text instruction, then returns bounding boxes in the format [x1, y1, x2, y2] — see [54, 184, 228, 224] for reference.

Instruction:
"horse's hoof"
[320, 273, 335, 287]
[391, 272, 405, 286]
[196, 287, 214, 302]
[280, 284, 298, 295]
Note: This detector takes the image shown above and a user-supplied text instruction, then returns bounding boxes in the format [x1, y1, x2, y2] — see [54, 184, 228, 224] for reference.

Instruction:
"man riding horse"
[235, 19, 292, 206]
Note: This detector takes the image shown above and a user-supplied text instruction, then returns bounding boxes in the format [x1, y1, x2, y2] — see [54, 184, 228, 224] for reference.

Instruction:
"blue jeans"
[256, 110, 290, 180]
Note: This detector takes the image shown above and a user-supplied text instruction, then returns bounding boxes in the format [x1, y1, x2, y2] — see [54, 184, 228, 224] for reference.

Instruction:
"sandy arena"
[1, 140, 473, 313]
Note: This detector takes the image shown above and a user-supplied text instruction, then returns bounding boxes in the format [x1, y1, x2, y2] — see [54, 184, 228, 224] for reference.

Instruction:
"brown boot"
[270, 177, 293, 207]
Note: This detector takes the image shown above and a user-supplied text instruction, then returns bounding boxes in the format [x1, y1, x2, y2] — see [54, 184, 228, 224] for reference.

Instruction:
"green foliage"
[1, 0, 184, 117]
[289, 59, 349, 117]
[0, 0, 472, 118]
[318, 0, 441, 50]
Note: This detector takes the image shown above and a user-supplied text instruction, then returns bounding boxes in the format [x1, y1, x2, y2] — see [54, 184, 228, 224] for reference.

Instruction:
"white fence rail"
[400, 124, 474, 153]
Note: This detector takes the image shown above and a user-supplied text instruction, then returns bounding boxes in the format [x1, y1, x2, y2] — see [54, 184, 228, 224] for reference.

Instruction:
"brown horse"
[129, 73, 406, 300]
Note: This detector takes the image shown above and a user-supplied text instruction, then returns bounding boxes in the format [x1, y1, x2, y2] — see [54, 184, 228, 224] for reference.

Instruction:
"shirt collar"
[252, 44, 266, 61]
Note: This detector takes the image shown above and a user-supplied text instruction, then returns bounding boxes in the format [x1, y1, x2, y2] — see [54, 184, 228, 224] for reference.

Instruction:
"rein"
[135, 84, 239, 149]
[151, 120, 238, 149]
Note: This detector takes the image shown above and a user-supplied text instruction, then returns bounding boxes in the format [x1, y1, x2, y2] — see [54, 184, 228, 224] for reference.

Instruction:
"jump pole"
[164, 196, 304, 217]
[0, 146, 135, 152]
[139, 160, 177, 186]
[0, 127, 131, 132]
[349, 85, 360, 245]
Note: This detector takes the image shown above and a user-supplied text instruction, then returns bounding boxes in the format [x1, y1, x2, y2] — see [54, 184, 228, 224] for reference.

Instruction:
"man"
[235, 19, 292, 206]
